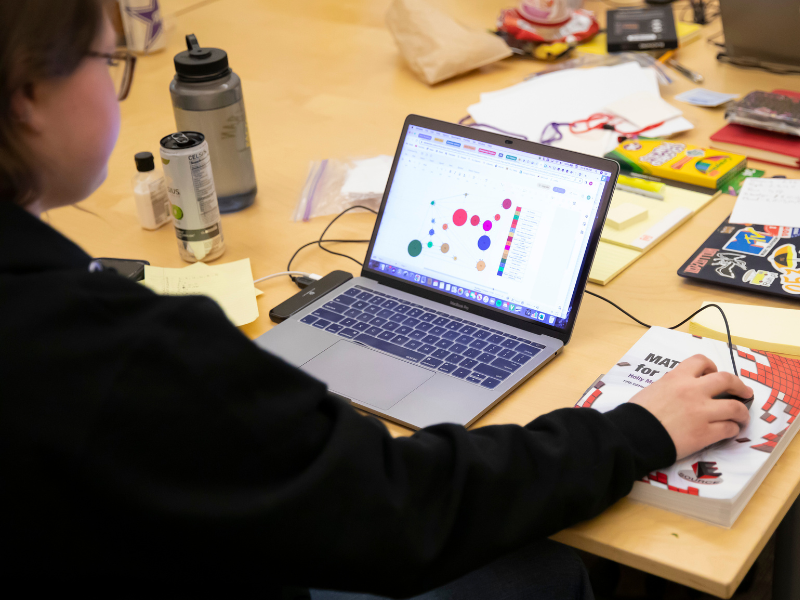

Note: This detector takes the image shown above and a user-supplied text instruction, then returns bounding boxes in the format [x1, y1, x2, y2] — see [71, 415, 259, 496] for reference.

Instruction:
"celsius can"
[159, 132, 225, 263]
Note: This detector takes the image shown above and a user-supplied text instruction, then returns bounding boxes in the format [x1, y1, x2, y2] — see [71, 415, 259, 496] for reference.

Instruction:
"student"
[0, 1, 751, 598]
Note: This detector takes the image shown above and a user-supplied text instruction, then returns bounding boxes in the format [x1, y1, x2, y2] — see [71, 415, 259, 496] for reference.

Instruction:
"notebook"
[576, 327, 800, 527]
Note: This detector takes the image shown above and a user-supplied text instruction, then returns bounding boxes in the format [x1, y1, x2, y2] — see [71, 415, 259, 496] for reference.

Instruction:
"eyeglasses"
[87, 50, 137, 101]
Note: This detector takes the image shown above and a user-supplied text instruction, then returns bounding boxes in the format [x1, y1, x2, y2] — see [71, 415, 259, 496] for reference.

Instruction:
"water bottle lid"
[174, 34, 230, 82]
[135, 152, 155, 172]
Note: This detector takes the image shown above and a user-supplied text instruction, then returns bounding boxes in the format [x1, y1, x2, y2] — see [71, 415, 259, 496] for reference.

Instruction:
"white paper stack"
[468, 63, 691, 157]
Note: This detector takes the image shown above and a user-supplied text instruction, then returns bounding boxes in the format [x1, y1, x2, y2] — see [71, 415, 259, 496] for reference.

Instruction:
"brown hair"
[0, 0, 105, 206]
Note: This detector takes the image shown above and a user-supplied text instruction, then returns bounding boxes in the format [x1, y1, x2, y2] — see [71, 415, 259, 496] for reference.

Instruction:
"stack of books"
[710, 89, 800, 169]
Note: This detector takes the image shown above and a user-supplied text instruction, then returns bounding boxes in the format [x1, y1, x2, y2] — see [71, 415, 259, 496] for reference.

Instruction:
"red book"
[710, 123, 800, 169]
[710, 89, 800, 169]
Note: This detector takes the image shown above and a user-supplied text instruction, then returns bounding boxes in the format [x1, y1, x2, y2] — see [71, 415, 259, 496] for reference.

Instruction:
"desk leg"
[773, 495, 800, 600]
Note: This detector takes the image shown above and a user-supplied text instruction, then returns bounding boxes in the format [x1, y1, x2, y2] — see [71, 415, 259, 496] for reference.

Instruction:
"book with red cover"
[710, 89, 800, 169]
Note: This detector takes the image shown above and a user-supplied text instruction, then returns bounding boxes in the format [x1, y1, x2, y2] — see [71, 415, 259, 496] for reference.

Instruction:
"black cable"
[287, 205, 379, 285]
[586, 290, 739, 376]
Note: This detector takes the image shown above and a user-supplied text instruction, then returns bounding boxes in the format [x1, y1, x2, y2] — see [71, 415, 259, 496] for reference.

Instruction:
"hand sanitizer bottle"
[132, 151, 171, 230]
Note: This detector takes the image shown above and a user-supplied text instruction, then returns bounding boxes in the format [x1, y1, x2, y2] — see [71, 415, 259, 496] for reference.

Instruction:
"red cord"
[568, 112, 665, 137]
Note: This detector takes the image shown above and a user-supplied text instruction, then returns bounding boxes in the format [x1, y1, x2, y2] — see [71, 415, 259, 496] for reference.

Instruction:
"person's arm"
[80, 292, 715, 597]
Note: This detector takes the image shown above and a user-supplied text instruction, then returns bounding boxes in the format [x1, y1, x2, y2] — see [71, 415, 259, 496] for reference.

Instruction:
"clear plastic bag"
[292, 156, 393, 222]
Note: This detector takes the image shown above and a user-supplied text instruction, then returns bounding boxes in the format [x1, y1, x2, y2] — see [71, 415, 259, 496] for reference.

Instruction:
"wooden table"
[47, 1, 800, 597]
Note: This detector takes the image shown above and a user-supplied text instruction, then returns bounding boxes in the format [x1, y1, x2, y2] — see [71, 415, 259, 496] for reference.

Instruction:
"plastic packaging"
[292, 156, 393, 222]
[725, 91, 800, 137]
[132, 152, 171, 230]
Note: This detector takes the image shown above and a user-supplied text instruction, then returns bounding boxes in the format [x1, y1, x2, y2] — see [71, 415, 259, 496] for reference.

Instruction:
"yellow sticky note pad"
[689, 302, 800, 357]
[142, 259, 260, 327]
[607, 203, 648, 230]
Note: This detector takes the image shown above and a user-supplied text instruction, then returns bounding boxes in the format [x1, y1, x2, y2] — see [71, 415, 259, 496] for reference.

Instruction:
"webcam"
[505, 139, 513, 144]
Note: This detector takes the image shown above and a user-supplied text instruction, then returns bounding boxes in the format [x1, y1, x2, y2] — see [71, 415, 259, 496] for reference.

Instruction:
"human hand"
[629, 354, 752, 460]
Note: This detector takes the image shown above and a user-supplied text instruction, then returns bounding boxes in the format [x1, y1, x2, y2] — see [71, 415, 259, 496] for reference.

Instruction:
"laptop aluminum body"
[256, 116, 618, 429]
[720, 0, 800, 68]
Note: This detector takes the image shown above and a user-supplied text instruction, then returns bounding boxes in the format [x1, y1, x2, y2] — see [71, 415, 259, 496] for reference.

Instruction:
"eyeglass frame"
[87, 50, 137, 101]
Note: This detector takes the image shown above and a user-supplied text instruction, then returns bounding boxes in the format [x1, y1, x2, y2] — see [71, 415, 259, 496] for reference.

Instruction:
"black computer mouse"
[713, 392, 754, 408]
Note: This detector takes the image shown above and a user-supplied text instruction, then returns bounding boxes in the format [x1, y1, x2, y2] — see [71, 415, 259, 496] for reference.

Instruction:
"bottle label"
[174, 223, 221, 242]
[149, 180, 170, 224]
[173, 102, 257, 198]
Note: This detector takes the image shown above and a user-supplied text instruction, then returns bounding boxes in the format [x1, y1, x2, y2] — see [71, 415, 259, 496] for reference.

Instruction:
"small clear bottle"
[132, 152, 171, 230]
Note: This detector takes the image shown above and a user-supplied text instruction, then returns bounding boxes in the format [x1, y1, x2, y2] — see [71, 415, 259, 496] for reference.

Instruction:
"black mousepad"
[678, 216, 800, 299]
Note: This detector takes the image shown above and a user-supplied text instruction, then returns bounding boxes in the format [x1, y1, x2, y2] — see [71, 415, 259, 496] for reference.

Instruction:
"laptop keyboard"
[298, 285, 545, 389]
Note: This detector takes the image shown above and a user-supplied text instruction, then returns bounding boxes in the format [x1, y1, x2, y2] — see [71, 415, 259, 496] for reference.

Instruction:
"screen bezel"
[361, 114, 619, 346]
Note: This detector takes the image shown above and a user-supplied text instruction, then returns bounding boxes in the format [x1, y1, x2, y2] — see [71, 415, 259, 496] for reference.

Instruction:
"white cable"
[253, 271, 322, 285]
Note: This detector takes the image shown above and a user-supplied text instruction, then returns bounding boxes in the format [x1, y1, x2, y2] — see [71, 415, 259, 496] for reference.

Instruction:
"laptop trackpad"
[302, 341, 434, 410]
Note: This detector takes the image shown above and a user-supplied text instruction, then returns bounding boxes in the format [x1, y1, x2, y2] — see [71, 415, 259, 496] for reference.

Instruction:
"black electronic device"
[269, 270, 353, 323]
[712, 392, 755, 409]
[94, 257, 150, 281]
[606, 6, 678, 53]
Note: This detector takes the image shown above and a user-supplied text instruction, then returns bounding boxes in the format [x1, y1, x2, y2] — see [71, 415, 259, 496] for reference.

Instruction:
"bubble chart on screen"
[502, 199, 512, 209]
[429, 229, 434, 236]
[477, 235, 491, 251]
[441, 243, 450, 253]
[476, 260, 486, 271]
[483, 220, 492, 231]
[495, 214, 500, 221]
[408, 240, 422, 257]
[453, 209, 467, 226]
[470, 215, 480, 226]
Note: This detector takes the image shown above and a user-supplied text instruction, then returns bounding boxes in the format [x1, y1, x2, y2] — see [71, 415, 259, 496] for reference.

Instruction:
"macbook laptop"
[719, 0, 800, 68]
[255, 115, 618, 429]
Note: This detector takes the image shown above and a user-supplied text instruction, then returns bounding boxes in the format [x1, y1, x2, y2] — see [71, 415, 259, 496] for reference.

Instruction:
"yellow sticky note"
[143, 259, 260, 327]
[607, 203, 648, 230]
[689, 302, 800, 357]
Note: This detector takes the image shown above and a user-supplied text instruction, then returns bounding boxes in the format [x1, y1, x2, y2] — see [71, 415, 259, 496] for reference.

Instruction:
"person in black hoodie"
[0, 1, 752, 598]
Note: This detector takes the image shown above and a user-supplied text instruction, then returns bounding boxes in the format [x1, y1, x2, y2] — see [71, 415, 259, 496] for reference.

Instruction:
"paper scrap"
[605, 91, 683, 129]
[142, 259, 260, 327]
[674, 88, 739, 107]
[730, 178, 800, 228]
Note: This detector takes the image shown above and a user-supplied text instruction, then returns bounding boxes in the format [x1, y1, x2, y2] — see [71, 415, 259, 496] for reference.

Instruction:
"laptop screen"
[365, 123, 613, 331]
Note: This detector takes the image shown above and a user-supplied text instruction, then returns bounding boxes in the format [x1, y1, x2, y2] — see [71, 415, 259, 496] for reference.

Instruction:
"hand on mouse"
[629, 354, 752, 460]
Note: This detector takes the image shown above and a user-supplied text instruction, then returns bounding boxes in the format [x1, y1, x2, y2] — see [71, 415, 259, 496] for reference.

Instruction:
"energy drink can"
[159, 132, 225, 262]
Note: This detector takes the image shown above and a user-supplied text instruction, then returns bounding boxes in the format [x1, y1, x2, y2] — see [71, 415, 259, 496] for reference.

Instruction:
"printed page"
[575, 327, 800, 500]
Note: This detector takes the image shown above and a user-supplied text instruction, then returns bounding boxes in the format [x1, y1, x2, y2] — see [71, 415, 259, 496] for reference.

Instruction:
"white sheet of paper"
[468, 63, 661, 156]
[642, 116, 694, 138]
[729, 177, 800, 228]
[604, 91, 682, 129]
